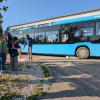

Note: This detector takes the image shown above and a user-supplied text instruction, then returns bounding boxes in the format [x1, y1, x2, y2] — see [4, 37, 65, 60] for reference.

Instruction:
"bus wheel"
[76, 47, 89, 59]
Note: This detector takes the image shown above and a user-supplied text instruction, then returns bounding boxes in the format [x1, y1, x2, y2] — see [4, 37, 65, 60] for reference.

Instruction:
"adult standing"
[0, 30, 7, 72]
[24, 35, 33, 60]
[5, 31, 13, 54]
[10, 37, 20, 71]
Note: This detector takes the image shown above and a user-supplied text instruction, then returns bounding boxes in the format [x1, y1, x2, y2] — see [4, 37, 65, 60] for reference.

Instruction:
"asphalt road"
[31, 56, 100, 100]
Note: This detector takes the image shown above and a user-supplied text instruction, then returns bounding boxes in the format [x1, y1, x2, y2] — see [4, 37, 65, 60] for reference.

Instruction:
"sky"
[1, 0, 100, 30]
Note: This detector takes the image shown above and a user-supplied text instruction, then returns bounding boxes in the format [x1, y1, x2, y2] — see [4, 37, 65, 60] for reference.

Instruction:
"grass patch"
[27, 94, 38, 100]
[0, 75, 47, 100]
[27, 84, 47, 100]
[0, 93, 22, 100]
[40, 64, 50, 77]
[0, 63, 50, 99]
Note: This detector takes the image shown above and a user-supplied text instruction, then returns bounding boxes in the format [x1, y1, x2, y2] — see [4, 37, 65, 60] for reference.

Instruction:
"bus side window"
[62, 34, 68, 43]
[34, 32, 45, 44]
[96, 22, 100, 35]
[46, 31, 59, 44]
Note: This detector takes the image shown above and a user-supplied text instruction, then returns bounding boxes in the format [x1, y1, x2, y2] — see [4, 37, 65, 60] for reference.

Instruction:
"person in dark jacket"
[10, 37, 20, 71]
[0, 34, 7, 73]
[5, 31, 13, 54]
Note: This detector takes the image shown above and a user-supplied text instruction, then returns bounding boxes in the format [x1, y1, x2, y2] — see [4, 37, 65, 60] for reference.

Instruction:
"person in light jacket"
[24, 35, 33, 60]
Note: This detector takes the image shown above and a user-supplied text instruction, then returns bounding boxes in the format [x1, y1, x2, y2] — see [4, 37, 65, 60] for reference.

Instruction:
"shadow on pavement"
[39, 61, 100, 99]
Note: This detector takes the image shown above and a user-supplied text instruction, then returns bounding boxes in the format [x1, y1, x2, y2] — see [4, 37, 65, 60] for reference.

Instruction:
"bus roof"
[53, 14, 100, 25]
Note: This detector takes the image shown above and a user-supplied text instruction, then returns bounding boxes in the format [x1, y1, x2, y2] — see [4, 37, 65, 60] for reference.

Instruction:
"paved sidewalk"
[38, 59, 100, 100]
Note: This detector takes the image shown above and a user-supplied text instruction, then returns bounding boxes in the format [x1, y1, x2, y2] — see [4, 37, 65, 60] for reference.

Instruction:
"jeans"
[28, 47, 32, 60]
[0, 53, 6, 70]
[10, 56, 18, 71]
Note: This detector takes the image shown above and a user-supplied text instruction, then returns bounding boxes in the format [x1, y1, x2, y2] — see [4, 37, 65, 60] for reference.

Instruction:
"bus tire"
[76, 46, 90, 59]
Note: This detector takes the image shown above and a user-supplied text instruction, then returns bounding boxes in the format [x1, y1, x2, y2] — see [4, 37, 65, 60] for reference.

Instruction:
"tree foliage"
[0, 0, 8, 24]
[0, 0, 8, 18]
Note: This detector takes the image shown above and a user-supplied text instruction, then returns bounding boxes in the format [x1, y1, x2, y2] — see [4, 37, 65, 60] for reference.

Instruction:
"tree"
[0, 0, 8, 34]
[0, 0, 8, 24]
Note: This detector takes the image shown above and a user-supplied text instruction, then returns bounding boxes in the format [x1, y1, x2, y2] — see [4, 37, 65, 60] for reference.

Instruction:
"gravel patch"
[0, 61, 51, 100]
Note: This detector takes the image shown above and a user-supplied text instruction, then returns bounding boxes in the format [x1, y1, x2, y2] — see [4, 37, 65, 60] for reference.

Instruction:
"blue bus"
[17, 14, 100, 59]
